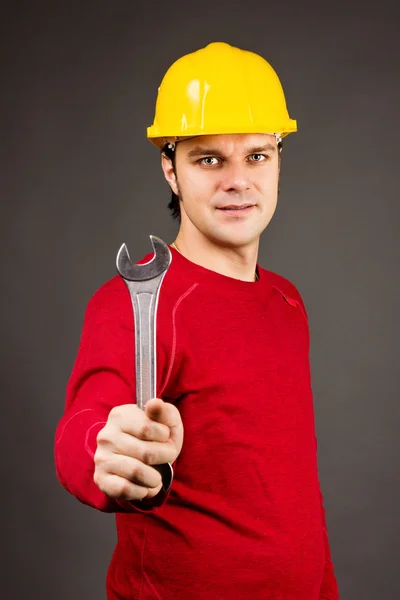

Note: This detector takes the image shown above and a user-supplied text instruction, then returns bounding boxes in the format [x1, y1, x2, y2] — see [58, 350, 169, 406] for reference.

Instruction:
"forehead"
[180, 133, 277, 153]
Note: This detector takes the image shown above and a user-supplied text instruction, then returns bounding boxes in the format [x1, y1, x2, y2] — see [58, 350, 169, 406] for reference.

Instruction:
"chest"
[173, 288, 309, 385]
[157, 287, 312, 427]
[157, 286, 318, 492]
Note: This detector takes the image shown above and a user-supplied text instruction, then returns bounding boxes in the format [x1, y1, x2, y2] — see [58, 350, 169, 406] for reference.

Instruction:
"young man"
[55, 42, 340, 599]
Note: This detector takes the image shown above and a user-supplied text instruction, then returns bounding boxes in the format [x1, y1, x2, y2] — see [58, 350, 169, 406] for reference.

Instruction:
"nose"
[220, 163, 251, 193]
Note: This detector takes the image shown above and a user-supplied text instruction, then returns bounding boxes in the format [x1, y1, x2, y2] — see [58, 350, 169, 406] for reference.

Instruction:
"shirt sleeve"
[54, 278, 172, 513]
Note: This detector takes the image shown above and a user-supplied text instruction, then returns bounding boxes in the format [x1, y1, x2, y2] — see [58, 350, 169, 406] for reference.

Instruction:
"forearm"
[55, 371, 173, 513]
[55, 406, 113, 511]
[55, 371, 130, 511]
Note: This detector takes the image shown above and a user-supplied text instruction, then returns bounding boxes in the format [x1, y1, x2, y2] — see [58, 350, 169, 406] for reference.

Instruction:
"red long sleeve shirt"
[55, 246, 339, 599]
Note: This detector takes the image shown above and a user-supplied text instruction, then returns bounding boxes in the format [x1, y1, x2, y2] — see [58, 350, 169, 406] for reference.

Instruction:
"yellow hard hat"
[147, 41, 297, 148]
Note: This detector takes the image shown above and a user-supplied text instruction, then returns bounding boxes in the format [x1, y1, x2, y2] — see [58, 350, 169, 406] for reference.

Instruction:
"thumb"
[145, 397, 183, 449]
[144, 397, 167, 422]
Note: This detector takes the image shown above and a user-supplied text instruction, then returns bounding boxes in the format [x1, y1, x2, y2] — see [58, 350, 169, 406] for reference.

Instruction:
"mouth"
[216, 204, 255, 214]
[217, 204, 254, 211]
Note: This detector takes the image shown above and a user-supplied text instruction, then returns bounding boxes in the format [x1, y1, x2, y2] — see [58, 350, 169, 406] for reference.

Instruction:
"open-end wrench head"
[116, 235, 172, 281]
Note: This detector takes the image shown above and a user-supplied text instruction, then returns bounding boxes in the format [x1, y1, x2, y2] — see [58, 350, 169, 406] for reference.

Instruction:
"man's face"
[162, 133, 281, 249]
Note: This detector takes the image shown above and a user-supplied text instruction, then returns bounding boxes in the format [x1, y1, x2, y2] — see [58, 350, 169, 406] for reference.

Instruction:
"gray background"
[2, 1, 399, 598]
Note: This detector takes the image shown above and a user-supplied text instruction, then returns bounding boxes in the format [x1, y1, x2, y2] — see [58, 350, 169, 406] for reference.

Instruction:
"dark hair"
[162, 143, 181, 222]
[161, 139, 283, 223]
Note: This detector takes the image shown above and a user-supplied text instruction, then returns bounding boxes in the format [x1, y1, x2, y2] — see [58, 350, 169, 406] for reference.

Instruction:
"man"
[55, 42, 339, 599]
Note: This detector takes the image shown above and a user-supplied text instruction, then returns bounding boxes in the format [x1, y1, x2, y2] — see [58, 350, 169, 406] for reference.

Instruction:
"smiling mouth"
[217, 204, 255, 211]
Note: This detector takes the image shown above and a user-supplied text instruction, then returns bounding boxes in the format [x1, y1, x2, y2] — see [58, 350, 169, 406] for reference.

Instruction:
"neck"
[172, 231, 259, 282]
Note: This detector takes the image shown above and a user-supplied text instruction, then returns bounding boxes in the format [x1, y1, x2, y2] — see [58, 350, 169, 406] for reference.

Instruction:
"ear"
[161, 153, 179, 195]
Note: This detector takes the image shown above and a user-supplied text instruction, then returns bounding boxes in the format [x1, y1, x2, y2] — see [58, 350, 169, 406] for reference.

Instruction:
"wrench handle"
[133, 290, 156, 410]
[124, 273, 166, 410]
[123, 279, 174, 494]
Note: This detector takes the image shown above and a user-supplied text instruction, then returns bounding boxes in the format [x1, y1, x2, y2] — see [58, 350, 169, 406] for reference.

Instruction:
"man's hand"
[94, 398, 184, 501]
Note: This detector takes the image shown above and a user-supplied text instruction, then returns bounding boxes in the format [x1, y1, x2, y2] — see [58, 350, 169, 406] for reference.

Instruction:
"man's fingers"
[102, 455, 162, 488]
[95, 401, 183, 502]
[124, 415, 170, 442]
[99, 430, 178, 465]
[145, 399, 184, 453]
[110, 404, 171, 442]
[145, 398, 181, 430]
[105, 431, 174, 465]
[95, 473, 149, 501]
[138, 438, 178, 465]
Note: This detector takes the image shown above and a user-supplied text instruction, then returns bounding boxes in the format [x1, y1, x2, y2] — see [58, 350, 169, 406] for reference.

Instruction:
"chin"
[209, 231, 259, 248]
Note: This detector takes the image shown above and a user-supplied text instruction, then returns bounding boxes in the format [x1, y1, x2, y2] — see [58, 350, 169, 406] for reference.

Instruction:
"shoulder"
[87, 248, 156, 303]
[84, 249, 158, 316]
[261, 267, 309, 321]
[85, 275, 130, 320]
[265, 269, 304, 302]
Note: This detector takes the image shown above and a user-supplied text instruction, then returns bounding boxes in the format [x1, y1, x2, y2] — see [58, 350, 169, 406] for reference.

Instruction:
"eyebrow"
[186, 143, 277, 159]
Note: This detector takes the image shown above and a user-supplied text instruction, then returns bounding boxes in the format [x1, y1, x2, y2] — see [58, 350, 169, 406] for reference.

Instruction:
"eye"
[199, 157, 220, 166]
[249, 153, 267, 162]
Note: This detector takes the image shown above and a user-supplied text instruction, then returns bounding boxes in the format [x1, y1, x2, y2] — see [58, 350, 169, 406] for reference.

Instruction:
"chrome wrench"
[116, 235, 173, 490]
